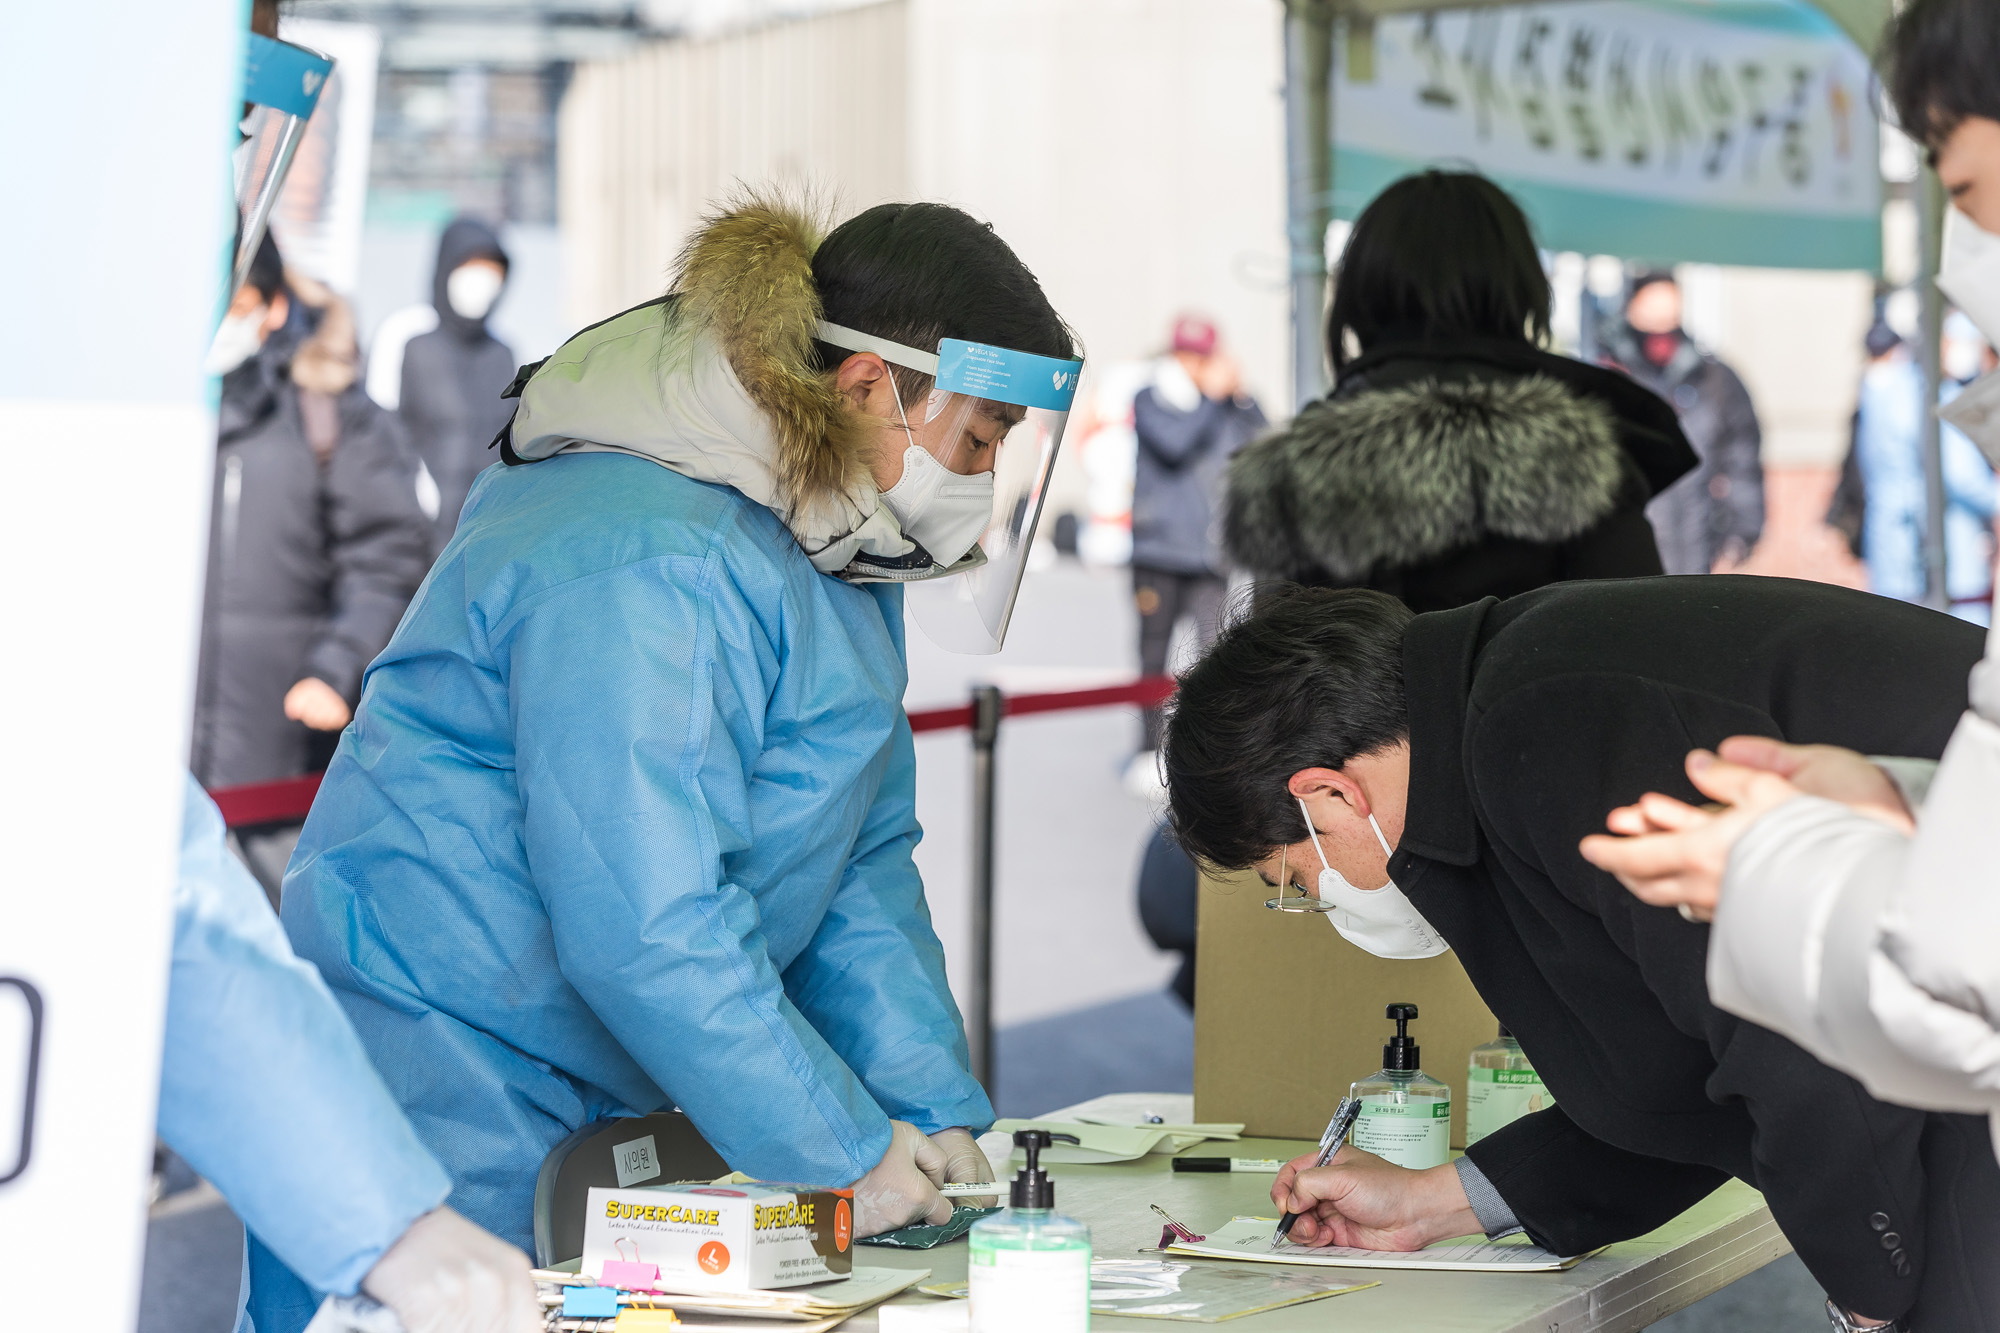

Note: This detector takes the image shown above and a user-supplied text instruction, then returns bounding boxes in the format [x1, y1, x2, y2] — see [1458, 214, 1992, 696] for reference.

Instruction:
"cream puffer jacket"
[1708, 613, 2000, 1160]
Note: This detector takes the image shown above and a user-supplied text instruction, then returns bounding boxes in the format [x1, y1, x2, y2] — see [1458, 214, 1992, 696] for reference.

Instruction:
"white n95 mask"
[1940, 207, 2000, 351]
[876, 371, 996, 568]
[446, 263, 504, 321]
[1297, 797, 1448, 960]
[205, 309, 267, 376]
[879, 442, 995, 568]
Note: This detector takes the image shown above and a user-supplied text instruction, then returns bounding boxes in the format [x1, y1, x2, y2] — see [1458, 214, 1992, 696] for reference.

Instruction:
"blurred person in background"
[1601, 271, 1765, 574]
[1128, 315, 1265, 789]
[190, 233, 431, 899]
[375, 217, 518, 555]
[1226, 171, 1693, 610]
[1853, 312, 1999, 621]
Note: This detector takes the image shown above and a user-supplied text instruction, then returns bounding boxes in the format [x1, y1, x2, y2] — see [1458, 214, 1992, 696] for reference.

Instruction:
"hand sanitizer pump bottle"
[1466, 1024, 1554, 1145]
[969, 1129, 1092, 1331]
[1349, 1003, 1452, 1169]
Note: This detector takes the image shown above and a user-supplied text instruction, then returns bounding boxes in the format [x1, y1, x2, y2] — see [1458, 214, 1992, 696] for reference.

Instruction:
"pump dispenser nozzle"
[1009, 1129, 1079, 1209]
[1383, 1002, 1420, 1071]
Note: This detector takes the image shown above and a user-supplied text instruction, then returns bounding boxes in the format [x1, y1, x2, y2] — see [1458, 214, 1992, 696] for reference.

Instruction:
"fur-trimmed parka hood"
[506, 197, 910, 574]
[1225, 373, 1631, 582]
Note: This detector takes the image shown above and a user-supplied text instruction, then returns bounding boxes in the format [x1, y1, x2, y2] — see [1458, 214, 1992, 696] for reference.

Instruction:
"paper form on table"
[1165, 1216, 1586, 1272]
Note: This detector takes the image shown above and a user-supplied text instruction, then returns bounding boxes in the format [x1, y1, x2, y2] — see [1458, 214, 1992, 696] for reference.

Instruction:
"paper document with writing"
[1166, 1216, 1584, 1272]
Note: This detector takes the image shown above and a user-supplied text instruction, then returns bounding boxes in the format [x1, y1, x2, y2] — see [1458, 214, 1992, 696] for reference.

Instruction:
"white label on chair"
[612, 1134, 661, 1188]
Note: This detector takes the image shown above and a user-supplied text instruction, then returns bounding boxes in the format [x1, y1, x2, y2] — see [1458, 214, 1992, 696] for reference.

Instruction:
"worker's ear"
[834, 351, 890, 412]
[1286, 767, 1373, 821]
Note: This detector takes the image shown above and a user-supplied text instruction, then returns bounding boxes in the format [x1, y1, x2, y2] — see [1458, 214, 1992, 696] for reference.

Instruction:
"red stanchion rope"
[206, 675, 1177, 828]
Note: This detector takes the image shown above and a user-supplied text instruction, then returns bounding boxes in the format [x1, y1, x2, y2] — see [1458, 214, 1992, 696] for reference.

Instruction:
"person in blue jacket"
[263, 197, 1077, 1319]
[163, 774, 540, 1333]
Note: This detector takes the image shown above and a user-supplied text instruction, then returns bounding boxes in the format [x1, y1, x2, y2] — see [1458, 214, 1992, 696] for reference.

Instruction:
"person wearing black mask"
[396, 216, 518, 554]
[1602, 272, 1765, 575]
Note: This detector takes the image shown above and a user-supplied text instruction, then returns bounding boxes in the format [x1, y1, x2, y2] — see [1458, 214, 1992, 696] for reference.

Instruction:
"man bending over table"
[1161, 577, 2000, 1332]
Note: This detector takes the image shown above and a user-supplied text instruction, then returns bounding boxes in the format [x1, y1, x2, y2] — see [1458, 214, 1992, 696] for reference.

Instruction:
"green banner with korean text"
[1334, 0, 1882, 271]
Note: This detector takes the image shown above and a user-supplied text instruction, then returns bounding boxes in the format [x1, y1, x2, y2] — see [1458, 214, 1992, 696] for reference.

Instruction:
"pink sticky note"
[600, 1260, 661, 1290]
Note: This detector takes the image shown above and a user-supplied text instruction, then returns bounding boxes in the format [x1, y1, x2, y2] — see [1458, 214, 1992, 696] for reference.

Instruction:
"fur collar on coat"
[506, 197, 913, 574]
[1224, 373, 1628, 582]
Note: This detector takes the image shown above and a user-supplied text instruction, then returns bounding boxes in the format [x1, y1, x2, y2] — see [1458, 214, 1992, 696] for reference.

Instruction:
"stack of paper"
[986, 1094, 1246, 1165]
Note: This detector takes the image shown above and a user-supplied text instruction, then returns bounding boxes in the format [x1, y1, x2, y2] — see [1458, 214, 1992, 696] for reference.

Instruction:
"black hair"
[1886, 0, 2000, 150]
[812, 202, 1076, 399]
[1326, 171, 1550, 374]
[1628, 268, 1677, 297]
[1163, 586, 1414, 871]
[244, 230, 285, 303]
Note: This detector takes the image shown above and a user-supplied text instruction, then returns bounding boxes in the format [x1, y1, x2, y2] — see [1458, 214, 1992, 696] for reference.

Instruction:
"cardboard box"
[581, 1182, 853, 1290]
[1194, 869, 1498, 1149]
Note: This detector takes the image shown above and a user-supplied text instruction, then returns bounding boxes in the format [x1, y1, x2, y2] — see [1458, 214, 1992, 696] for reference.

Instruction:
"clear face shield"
[817, 322, 1083, 654]
[230, 34, 334, 297]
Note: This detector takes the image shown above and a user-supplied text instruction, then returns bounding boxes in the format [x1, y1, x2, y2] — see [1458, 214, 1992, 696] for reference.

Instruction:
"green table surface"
[847, 1138, 1791, 1331]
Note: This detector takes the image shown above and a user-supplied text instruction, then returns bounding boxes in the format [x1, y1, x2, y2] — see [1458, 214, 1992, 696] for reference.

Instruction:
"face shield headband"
[817, 320, 1084, 654]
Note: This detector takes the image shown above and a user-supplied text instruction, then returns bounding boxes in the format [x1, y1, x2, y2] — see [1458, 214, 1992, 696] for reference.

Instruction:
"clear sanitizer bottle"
[1466, 1024, 1554, 1146]
[969, 1129, 1092, 1332]
[1348, 1003, 1452, 1169]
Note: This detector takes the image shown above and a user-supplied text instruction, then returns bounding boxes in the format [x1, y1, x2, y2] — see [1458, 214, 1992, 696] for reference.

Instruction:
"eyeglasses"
[1264, 840, 1338, 914]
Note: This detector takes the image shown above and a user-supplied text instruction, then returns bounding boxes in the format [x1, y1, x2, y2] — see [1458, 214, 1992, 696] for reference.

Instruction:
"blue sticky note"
[562, 1286, 620, 1317]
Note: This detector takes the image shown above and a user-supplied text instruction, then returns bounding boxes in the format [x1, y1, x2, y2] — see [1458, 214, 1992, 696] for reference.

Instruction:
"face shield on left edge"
[231, 34, 334, 296]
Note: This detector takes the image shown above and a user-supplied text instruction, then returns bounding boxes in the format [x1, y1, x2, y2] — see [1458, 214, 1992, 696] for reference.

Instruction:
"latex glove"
[1270, 1145, 1479, 1251]
[360, 1207, 541, 1333]
[852, 1119, 952, 1237]
[930, 1126, 998, 1206]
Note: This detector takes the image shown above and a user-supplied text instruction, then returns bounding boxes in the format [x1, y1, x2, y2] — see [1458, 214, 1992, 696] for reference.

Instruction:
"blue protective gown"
[278, 451, 991, 1257]
[161, 776, 451, 1332]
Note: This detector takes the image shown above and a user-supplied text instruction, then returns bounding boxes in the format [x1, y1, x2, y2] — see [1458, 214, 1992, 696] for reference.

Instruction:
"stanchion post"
[967, 684, 1004, 1091]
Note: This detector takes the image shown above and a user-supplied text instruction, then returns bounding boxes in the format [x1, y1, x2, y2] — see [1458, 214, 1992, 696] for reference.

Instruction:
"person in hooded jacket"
[1226, 172, 1693, 612]
[392, 216, 519, 554]
[261, 197, 1077, 1331]
[1600, 272, 1766, 575]
[191, 233, 431, 893]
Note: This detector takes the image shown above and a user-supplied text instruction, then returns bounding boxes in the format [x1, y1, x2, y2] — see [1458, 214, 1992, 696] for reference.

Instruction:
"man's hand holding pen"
[1269, 1146, 1482, 1251]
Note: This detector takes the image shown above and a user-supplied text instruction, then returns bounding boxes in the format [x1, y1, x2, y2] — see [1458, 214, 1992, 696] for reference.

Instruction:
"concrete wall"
[559, 0, 911, 325]
[559, 0, 1292, 402]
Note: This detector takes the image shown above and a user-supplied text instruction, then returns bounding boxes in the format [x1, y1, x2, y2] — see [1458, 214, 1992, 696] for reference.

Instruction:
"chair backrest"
[532, 1110, 730, 1267]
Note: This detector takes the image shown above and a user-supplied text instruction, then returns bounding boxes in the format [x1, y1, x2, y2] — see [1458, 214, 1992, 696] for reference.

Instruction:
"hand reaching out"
[1579, 736, 1910, 921]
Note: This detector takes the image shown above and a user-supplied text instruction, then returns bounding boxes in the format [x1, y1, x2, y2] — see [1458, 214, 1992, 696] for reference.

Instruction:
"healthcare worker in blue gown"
[162, 775, 541, 1333]
[259, 197, 1081, 1327]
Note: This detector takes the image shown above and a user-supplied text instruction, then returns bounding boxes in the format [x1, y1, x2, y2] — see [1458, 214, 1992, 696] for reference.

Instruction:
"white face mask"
[1297, 797, 1448, 960]
[1938, 209, 2000, 467]
[875, 375, 994, 567]
[446, 262, 504, 321]
[205, 307, 267, 376]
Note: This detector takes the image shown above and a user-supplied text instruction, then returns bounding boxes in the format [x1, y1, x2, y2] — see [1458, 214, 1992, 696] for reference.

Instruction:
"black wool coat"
[1394, 575, 1994, 1323]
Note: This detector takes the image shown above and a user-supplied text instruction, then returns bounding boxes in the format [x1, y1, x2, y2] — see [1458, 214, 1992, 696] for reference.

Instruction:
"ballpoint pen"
[1270, 1095, 1361, 1249]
